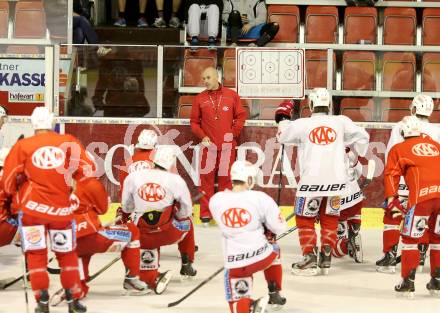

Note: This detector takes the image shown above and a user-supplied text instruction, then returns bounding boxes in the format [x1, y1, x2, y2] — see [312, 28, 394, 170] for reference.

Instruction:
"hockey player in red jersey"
[377, 95, 440, 273]
[209, 160, 287, 313]
[121, 146, 197, 294]
[0, 147, 19, 248]
[333, 148, 364, 263]
[384, 116, 440, 297]
[119, 129, 157, 199]
[73, 176, 148, 298]
[275, 88, 369, 275]
[1, 107, 93, 313]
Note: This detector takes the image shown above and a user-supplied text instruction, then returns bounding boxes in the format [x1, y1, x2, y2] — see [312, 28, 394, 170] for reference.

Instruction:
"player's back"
[210, 189, 283, 268]
[389, 136, 440, 205]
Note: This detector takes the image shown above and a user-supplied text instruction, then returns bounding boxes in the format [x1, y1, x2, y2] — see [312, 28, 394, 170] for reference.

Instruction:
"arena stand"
[2, 0, 440, 214]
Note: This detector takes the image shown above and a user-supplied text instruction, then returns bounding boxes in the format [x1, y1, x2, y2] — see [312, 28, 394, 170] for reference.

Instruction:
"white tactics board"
[237, 48, 304, 99]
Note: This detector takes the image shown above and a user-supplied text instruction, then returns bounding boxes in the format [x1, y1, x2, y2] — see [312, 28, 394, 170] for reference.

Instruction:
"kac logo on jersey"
[128, 160, 153, 174]
[309, 126, 337, 145]
[221, 208, 252, 228]
[411, 143, 439, 157]
[32, 146, 65, 169]
[137, 183, 166, 202]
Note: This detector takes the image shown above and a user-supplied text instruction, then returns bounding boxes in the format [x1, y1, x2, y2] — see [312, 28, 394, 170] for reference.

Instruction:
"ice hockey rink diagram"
[237, 48, 304, 99]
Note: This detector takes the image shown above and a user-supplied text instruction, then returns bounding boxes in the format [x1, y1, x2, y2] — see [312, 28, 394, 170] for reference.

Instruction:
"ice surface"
[1, 227, 439, 313]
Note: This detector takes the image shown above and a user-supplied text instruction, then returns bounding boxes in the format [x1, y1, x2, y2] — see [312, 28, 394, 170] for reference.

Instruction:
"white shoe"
[252, 295, 270, 313]
[169, 17, 180, 28]
[153, 17, 166, 28]
[154, 270, 174, 294]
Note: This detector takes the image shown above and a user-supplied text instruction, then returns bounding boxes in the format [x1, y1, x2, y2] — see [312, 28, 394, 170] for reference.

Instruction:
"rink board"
[102, 203, 385, 229]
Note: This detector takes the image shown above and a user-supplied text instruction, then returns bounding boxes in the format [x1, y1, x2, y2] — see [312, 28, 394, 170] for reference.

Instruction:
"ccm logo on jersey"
[128, 160, 153, 173]
[137, 183, 166, 202]
[309, 126, 337, 145]
[299, 184, 346, 192]
[221, 208, 252, 228]
[419, 185, 440, 197]
[32, 146, 65, 169]
[227, 243, 269, 263]
[411, 143, 439, 157]
[25, 200, 73, 216]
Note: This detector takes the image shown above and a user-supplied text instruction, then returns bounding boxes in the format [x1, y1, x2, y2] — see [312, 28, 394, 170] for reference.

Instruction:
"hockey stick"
[167, 225, 298, 307]
[276, 144, 285, 206]
[50, 256, 121, 306]
[359, 159, 376, 189]
[1, 257, 55, 290]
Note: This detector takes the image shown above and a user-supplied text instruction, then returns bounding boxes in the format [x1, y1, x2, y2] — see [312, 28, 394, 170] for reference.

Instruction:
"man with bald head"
[190, 67, 247, 225]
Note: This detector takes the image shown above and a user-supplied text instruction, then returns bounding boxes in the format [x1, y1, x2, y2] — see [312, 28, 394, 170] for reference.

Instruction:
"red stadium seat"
[382, 52, 416, 91]
[257, 99, 283, 120]
[422, 8, 440, 46]
[383, 8, 416, 45]
[340, 98, 375, 122]
[241, 99, 250, 119]
[299, 99, 312, 118]
[267, 5, 299, 43]
[422, 53, 440, 92]
[432, 100, 440, 123]
[6, 45, 40, 54]
[222, 49, 236, 88]
[305, 6, 339, 44]
[344, 7, 377, 44]
[342, 51, 376, 91]
[177, 95, 194, 118]
[305, 50, 336, 89]
[14, 1, 46, 39]
[183, 49, 217, 87]
[0, 1, 8, 38]
[380, 99, 412, 122]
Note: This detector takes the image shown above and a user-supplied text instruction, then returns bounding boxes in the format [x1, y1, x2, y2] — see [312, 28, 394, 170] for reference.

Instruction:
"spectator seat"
[305, 6, 339, 44]
[267, 5, 299, 43]
[382, 52, 416, 91]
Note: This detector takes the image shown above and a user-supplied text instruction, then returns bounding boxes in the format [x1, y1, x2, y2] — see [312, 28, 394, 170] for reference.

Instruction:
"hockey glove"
[116, 207, 131, 224]
[264, 227, 277, 244]
[275, 100, 294, 123]
[386, 196, 407, 218]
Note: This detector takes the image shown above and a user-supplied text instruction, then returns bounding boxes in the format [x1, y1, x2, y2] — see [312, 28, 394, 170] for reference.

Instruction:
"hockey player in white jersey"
[275, 88, 369, 275]
[121, 146, 197, 294]
[209, 160, 287, 313]
[377, 94, 440, 273]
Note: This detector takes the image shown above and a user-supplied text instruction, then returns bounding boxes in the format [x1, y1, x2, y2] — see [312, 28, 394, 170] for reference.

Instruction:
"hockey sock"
[122, 247, 140, 277]
[383, 223, 401, 253]
[430, 245, 440, 277]
[26, 251, 50, 299]
[263, 264, 282, 291]
[140, 270, 159, 288]
[158, 10, 164, 18]
[401, 243, 419, 278]
[332, 238, 348, 257]
[178, 221, 196, 262]
[57, 251, 82, 299]
[297, 227, 317, 255]
[229, 298, 252, 313]
[420, 230, 430, 245]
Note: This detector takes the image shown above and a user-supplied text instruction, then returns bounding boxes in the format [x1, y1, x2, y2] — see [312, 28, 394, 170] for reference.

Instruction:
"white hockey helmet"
[230, 160, 257, 189]
[410, 94, 434, 117]
[308, 88, 330, 111]
[399, 116, 420, 138]
[153, 146, 176, 171]
[0, 147, 10, 167]
[135, 129, 158, 150]
[0, 106, 7, 117]
[30, 107, 54, 130]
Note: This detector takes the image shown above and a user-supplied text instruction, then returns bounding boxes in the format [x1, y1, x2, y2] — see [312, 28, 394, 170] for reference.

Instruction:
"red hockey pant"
[199, 145, 236, 219]
[225, 248, 282, 313]
[76, 222, 140, 298]
[400, 198, 440, 278]
[296, 198, 339, 255]
[138, 218, 195, 288]
[0, 220, 17, 247]
[21, 214, 81, 300]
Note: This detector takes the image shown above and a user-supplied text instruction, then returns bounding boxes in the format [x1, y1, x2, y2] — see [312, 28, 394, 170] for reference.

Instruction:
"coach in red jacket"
[190, 67, 247, 224]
